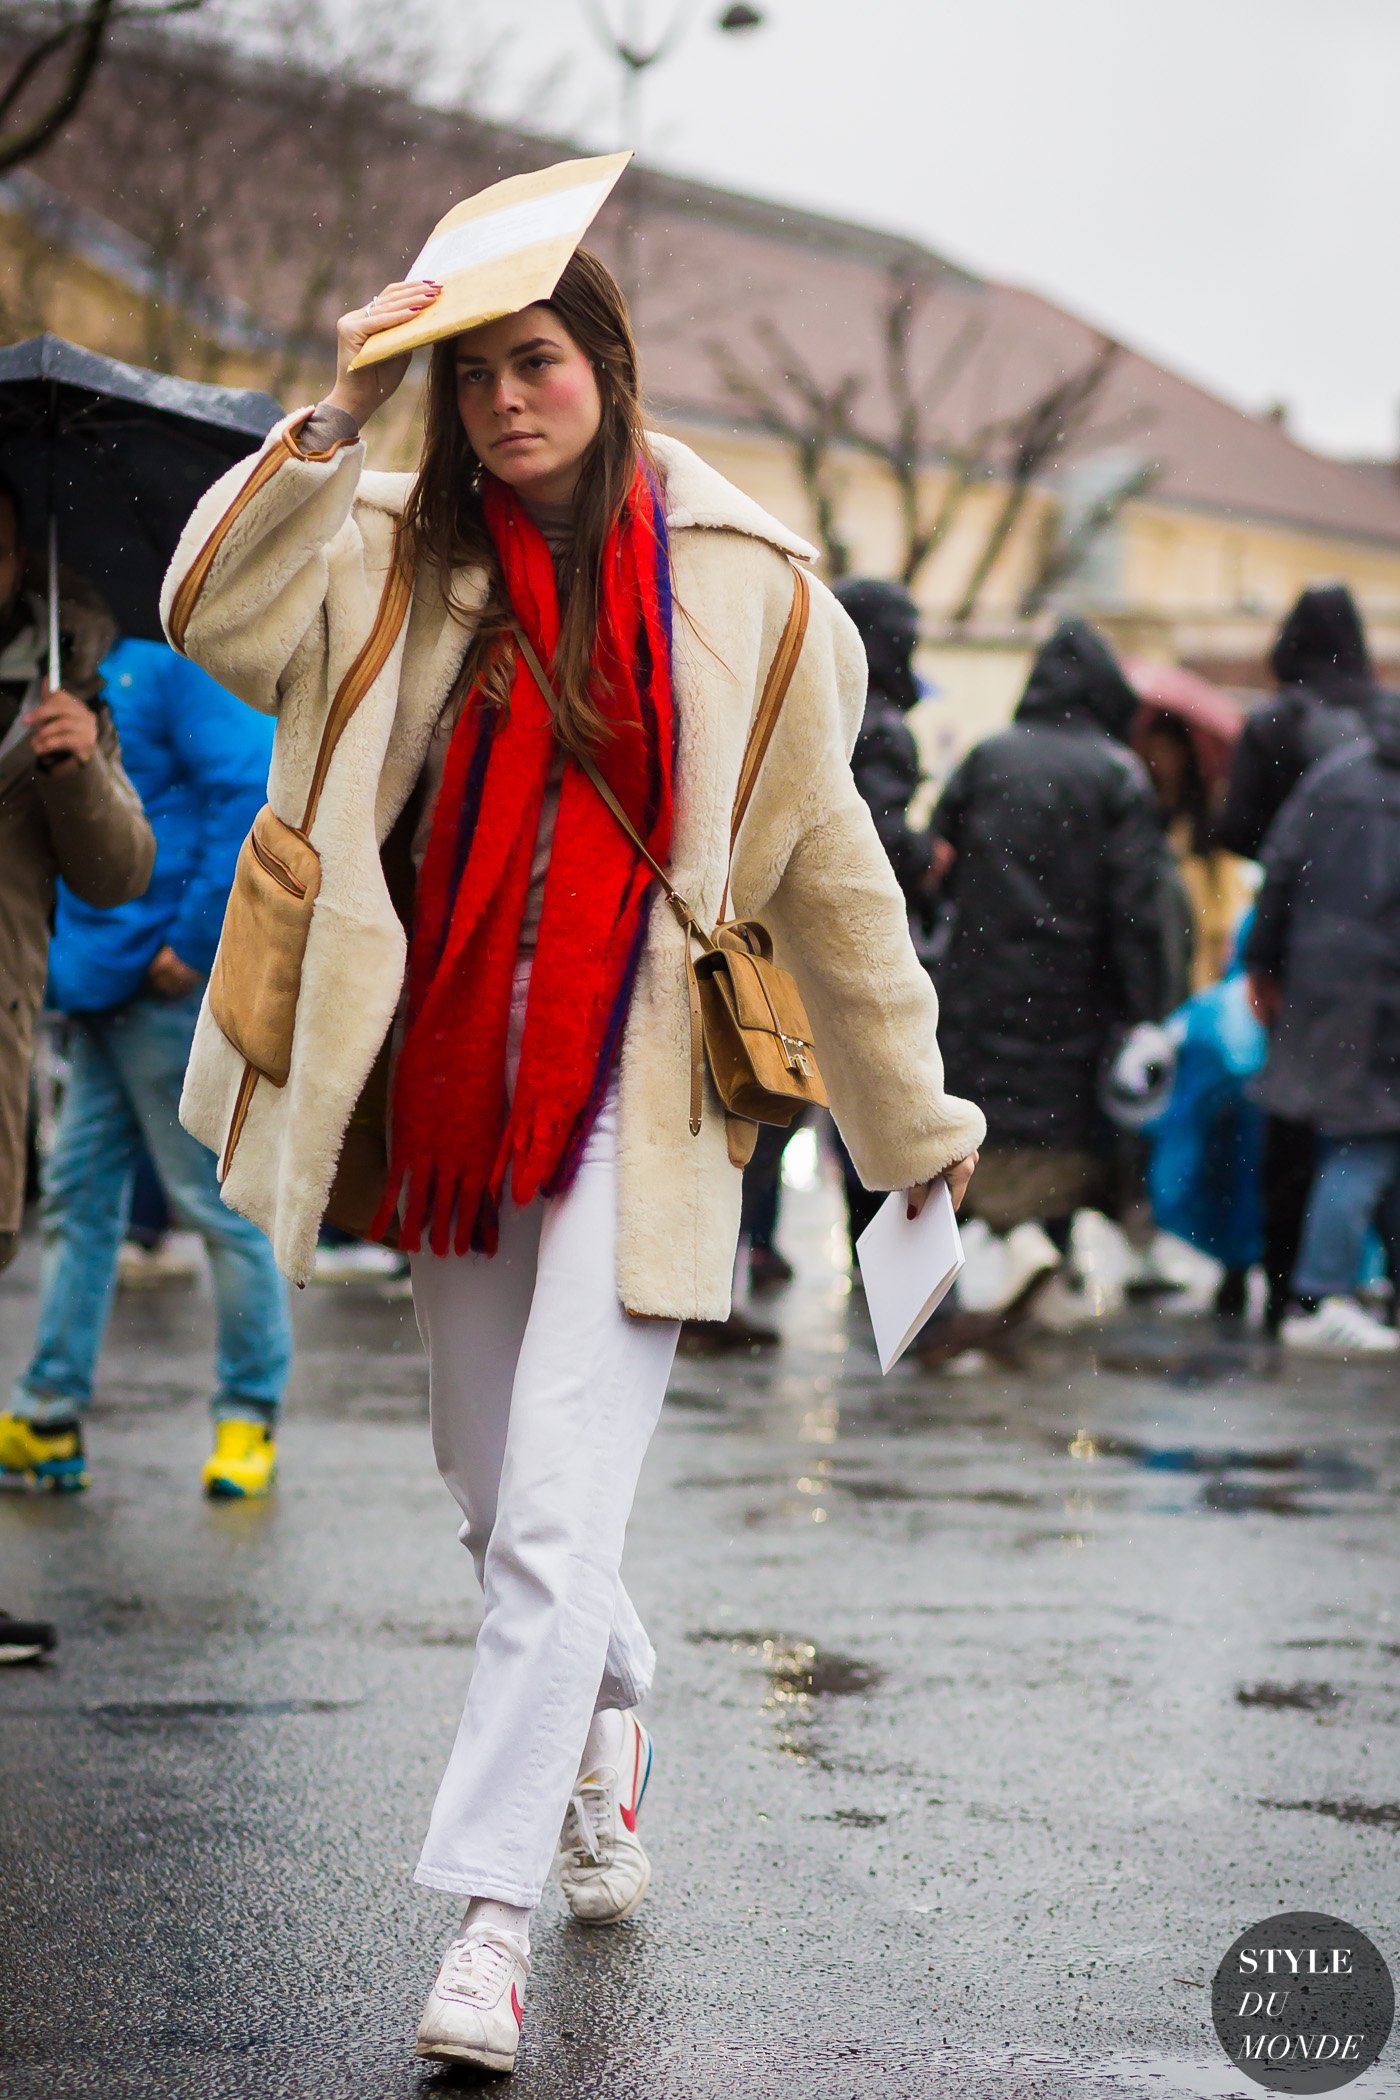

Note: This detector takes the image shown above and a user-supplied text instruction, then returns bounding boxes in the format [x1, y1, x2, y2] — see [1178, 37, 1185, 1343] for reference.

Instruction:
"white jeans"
[408, 966, 679, 1905]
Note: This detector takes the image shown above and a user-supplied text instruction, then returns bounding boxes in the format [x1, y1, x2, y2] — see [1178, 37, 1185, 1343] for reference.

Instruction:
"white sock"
[460, 1896, 533, 1953]
[578, 1706, 629, 1780]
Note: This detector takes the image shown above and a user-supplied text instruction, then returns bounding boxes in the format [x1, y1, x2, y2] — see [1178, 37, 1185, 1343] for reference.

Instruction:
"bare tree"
[708, 316, 861, 576]
[950, 334, 1122, 624]
[856, 268, 995, 587]
[709, 267, 1005, 591]
[0, 0, 205, 174]
[1018, 455, 1159, 617]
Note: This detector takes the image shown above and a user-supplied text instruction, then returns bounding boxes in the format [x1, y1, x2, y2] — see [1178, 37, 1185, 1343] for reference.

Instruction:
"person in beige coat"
[161, 245, 983, 2073]
[0, 471, 155, 1278]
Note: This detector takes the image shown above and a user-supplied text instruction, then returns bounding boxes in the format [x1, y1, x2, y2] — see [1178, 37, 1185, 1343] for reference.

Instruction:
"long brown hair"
[402, 247, 654, 756]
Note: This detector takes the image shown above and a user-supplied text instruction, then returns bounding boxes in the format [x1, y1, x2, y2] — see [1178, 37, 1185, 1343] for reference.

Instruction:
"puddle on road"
[87, 1696, 357, 1733]
[690, 1628, 884, 1767]
[1061, 1430, 1373, 1517]
[1235, 1680, 1342, 1712]
[1262, 1796, 1400, 1833]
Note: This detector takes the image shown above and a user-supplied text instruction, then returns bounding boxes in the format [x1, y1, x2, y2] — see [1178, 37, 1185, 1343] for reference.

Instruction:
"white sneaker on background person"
[116, 1232, 203, 1289]
[310, 1240, 407, 1284]
[415, 1927, 530, 2073]
[557, 1710, 653, 1923]
[995, 1221, 1063, 1313]
[1279, 1297, 1399, 1357]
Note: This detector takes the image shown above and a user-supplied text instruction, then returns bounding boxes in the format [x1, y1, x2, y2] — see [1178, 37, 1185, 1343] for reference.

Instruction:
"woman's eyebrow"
[508, 336, 559, 357]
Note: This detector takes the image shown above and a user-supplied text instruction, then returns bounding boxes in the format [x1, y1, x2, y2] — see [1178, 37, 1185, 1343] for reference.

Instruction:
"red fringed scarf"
[371, 464, 674, 1258]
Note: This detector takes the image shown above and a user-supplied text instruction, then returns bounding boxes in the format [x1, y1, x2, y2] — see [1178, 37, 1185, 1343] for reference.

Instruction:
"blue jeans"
[1290, 1134, 1400, 1301]
[12, 988, 292, 1427]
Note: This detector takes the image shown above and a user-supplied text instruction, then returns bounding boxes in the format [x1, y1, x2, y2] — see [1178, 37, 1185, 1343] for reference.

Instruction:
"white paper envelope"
[856, 1184, 965, 1374]
[348, 151, 633, 371]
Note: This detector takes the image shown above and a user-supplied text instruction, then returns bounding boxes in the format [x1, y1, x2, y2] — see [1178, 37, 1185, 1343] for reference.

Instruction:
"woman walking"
[162, 223, 982, 2073]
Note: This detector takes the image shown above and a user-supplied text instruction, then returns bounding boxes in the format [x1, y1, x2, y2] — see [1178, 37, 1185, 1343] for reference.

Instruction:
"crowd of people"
[733, 573, 1400, 1368]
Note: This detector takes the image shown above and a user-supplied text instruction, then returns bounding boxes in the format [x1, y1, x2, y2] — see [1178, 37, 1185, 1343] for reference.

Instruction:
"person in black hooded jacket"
[1216, 583, 1375, 859]
[1218, 583, 1379, 1328]
[931, 619, 1171, 1235]
[834, 578, 938, 903]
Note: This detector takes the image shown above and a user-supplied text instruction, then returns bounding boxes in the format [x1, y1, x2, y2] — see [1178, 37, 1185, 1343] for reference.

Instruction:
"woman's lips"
[493, 432, 539, 450]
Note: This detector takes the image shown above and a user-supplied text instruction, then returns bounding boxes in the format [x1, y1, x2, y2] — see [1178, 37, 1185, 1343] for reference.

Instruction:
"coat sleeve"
[161, 653, 275, 973]
[762, 588, 986, 1190]
[159, 409, 369, 717]
[35, 710, 155, 909]
[1245, 782, 1310, 980]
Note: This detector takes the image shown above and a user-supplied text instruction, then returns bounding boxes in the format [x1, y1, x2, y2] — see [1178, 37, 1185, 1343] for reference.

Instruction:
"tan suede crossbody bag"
[209, 528, 416, 1174]
[511, 558, 827, 1167]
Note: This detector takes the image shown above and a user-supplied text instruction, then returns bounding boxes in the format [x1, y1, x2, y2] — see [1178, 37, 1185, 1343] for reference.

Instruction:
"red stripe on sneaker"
[619, 1719, 643, 1832]
[511, 1982, 524, 2028]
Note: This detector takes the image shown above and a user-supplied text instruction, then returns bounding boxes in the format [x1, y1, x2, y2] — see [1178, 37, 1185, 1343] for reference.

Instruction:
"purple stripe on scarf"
[543, 889, 653, 1197]
[429, 705, 497, 978]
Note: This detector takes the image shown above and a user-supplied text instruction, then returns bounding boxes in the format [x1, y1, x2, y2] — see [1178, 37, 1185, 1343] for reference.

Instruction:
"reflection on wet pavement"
[1234, 1680, 1342, 1711]
[1263, 1797, 1400, 1832]
[3, 1163, 1398, 2099]
[689, 1628, 884, 1767]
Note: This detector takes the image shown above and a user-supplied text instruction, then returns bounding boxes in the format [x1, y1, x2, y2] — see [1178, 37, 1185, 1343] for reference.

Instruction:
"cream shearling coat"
[160, 415, 985, 1316]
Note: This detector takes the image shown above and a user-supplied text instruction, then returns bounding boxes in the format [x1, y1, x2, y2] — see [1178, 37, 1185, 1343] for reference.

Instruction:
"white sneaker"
[311, 1241, 407, 1284]
[116, 1234, 203, 1289]
[1280, 1297, 1399, 1357]
[557, 1712, 653, 1924]
[995, 1222, 1063, 1313]
[415, 1926, 529, 2073]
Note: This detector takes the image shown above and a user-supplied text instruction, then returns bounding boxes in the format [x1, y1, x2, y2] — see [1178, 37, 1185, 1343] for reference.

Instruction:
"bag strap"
[298, 523, 415, 836]
[721, 561, 810, 916]
[509, 556, 810, 1138]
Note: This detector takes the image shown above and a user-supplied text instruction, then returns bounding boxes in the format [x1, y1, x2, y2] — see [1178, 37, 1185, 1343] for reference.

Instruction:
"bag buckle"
[780, 1033, 812, 1077]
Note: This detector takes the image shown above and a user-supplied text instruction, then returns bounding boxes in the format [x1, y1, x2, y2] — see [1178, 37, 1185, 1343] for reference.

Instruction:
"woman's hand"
[323, 280, 442, 429]
[906, 1149, 979, 1220]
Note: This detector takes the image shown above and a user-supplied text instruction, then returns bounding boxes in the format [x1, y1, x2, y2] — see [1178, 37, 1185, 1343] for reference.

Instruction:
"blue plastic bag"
[1147, 972, 1266, 1269]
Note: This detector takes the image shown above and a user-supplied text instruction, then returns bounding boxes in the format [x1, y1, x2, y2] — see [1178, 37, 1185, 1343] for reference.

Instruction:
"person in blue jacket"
[1, 639, 293, 1498]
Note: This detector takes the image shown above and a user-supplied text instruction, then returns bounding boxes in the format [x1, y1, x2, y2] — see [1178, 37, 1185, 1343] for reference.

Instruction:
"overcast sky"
[433, 0, 1400, 459]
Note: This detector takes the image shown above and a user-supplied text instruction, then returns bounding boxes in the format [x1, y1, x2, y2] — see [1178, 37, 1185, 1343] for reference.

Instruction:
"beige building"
[5, 25, 1400, 765]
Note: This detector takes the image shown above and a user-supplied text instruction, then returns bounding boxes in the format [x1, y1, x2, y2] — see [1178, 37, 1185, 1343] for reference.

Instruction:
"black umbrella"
[0, 334, 282, 678]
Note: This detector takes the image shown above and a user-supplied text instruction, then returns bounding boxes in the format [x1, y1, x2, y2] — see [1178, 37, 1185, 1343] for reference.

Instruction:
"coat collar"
[356, 431, 816, 563]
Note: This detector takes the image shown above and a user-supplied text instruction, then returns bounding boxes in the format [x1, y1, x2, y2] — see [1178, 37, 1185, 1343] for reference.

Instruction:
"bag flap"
[249, 804, 320, 898]
[721, 950, 816, 1044]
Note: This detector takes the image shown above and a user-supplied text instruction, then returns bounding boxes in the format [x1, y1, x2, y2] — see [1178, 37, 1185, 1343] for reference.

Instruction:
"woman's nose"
[492, 375, 524, 416]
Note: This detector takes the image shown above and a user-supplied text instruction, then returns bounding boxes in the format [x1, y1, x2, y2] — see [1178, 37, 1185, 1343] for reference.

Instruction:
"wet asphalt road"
[2, 1175, 1398, 2100]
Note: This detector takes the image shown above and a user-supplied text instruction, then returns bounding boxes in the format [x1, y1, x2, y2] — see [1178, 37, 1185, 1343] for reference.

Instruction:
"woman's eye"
[457, 369, 488, 386]
[524, 356, 552, 373]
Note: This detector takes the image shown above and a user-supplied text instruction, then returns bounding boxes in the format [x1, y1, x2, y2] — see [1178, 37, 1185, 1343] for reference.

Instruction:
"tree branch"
[0, 0, 117, 173]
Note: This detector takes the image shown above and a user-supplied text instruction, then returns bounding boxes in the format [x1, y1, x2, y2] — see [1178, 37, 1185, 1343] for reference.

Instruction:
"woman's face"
[454, 305, 603, 507]
[1142, 721, 1190, 813]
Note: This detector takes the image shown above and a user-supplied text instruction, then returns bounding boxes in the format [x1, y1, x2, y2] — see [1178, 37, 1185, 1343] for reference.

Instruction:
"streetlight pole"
[579, 1, 766, 155]
[578, 0, 765, 300]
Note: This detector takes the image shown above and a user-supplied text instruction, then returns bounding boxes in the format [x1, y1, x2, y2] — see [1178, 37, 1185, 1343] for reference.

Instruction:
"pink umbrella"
[1126, 659, 1245, 793]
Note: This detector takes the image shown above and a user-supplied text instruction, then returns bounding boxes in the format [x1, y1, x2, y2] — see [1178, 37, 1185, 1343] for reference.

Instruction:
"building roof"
[14, 24, 1400, 550]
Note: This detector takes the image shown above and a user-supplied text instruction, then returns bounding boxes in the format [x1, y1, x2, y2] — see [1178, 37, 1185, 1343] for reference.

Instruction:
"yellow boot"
[202, 1420, 277, 1499]
[0, 1412, 87, 1491]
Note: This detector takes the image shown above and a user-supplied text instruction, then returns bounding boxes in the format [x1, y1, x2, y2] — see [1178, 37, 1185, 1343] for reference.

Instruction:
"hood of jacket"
[1270, 584, 1373, 711]
[1014, 618, 1139, 742]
